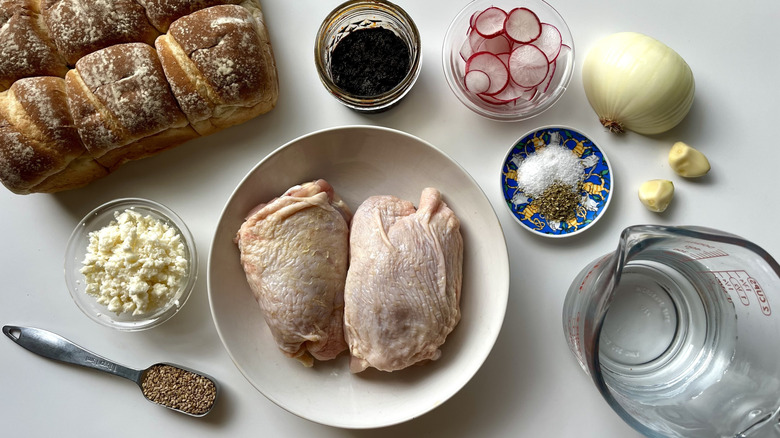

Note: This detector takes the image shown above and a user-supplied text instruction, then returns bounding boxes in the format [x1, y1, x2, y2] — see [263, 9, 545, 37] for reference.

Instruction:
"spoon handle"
[3, 325, 142, 383]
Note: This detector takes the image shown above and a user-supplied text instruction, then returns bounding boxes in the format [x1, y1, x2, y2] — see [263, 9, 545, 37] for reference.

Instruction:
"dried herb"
[141, 364, 217, 415]
[330, 27, 410, 96]
[537, 181, 580, 222]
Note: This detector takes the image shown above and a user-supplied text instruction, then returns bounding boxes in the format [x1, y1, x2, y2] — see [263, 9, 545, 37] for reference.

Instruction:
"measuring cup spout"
[737, 405, 780, 438]
[563, 224, 780, 438]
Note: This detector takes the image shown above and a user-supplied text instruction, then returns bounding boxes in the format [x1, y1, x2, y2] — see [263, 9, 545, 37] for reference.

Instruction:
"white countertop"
[3, 0, 779, 436]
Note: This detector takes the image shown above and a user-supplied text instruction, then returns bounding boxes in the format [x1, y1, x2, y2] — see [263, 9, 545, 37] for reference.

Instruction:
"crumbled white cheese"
[80, 209, 188, 316]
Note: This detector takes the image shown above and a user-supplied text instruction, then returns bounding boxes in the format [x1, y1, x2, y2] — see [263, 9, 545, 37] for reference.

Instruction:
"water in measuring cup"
[598, 250, 738, 404]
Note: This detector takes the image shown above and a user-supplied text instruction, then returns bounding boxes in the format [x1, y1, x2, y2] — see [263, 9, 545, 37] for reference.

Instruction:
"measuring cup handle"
[3, 325, 141, 382]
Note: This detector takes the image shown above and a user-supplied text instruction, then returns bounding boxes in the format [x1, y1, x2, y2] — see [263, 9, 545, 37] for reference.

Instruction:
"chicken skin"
[236, 180, 351, 367]
[344, 188, 463, 372]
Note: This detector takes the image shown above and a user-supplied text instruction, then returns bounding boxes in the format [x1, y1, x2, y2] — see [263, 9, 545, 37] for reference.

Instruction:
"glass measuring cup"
[563, 225, 780, 438]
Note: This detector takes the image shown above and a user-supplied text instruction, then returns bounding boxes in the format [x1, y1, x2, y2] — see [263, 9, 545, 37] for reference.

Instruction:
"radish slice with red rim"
[476, 34, 512, 55]
[504, 8, 541, 43]
[474, 7, 507, 38]
[464, 69, 491, 94]
[518, 85, 538, 102]
[490, 79, 532, 102]
[468, 28, 485, 51]
[459, 36, 474, 61]
[477, 93, 508, 105]
[538, 61, 556, 93]
[531, 23, 562, 63]
[469, 10, 479, 32]
[558, 43, 572, 61]
[466, 51, 509, 95]
[508, 44, 549, 87]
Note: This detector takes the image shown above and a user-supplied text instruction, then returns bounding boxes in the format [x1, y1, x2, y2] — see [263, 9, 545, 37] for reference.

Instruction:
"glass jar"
[315, 0, 422, 113]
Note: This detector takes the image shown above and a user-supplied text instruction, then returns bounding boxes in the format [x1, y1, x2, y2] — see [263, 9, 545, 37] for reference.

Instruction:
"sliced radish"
[458, 6, 567, 108]
[459, 36, 474, 61]
[558, 43, 572, 61]
[490, 79, 531, 102]
[464, 69, 491, 94]
[508, 44, 549, 87]
[504, 8, 542, 43]
[538, 61, 556, 93]
[468, 27, 484, 50]
[476, 34, 512, 54]
[474, 7, 507, 38]
[522, 87, 537, 101]
[466, 52, 509, 95]
[531, 23, 562, 63]
[477, 93, 507, 105]
[469, 10, 480, 32]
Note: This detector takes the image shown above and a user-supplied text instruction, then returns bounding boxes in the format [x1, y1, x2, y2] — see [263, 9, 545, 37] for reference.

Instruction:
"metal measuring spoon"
[3, 325, 218, 417]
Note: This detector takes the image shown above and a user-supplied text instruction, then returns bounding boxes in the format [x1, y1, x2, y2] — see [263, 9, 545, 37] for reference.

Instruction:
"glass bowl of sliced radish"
[443, 0, 574, 121]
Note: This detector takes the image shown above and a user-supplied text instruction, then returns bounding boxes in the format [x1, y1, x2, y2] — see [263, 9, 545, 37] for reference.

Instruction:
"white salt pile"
[516, 144, 583, 197]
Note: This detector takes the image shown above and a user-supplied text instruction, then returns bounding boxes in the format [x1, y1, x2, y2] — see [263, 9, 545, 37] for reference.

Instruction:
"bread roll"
[0, 77, 107, 194]
[155, 1, 278, 135]
[0, 0, 68, 90]
[65, 42, 197, 170]
[41, 0, 160, 65]
[137, 0, 243, 33]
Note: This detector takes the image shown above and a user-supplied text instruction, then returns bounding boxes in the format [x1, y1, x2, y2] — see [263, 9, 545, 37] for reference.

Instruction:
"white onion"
[582, 32, 695, 135]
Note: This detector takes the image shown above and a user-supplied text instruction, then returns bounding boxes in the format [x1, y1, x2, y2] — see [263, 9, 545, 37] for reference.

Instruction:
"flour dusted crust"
[41, 0, 160, 66]
[0, 1, 68, 89]
[0, 77, 107, 194]
[66, 42, 194, 169]
[137, 0, 244, 33]
[156, 2, 278, 135]
[0, 0, 278, 194]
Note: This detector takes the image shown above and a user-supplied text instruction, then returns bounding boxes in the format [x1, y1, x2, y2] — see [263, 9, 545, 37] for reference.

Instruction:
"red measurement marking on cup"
[578, 254, 611, 293]
[578, 266, 598, 293]
[710, 270, 771, 316]
[728, 276, 751, 306]
[672, 240, 730, 260]
[711, 273, 734, 304]
[750, 277, 772, 316]
[567, 312, 584, 357]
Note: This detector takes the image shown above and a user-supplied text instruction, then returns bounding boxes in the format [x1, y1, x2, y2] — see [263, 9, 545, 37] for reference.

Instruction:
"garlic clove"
[638, 179, 674, 212]
[668, 141, 710, 177]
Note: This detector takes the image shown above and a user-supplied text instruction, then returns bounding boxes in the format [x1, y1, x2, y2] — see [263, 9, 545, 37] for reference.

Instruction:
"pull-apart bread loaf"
[0, 0, 278, 194]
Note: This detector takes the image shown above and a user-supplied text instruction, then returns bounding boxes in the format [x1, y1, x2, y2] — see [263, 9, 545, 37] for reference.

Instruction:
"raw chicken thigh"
[344, 188, 463, 372]
[236, 180, 351, 367]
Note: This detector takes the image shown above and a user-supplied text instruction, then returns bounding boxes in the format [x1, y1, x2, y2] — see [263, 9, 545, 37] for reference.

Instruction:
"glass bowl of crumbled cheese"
[64, 198, 198, 331]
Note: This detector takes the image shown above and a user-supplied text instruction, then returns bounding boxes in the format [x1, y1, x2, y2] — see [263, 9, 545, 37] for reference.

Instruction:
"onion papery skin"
[582, 32, 695, 135]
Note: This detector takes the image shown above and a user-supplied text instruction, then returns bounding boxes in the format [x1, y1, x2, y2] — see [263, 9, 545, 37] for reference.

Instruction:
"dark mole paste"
[330, 27, 410, 97]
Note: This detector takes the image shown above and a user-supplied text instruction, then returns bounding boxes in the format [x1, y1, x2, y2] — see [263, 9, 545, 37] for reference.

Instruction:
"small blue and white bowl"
[500, 126, 613, 238]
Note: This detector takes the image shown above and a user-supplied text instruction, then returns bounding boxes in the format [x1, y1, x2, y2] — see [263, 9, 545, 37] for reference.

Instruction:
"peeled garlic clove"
[638, 179, 674, 212]
[669, 141, 710, 177]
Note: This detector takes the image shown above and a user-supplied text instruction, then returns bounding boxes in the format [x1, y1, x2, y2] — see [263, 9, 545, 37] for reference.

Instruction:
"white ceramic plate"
[208, 125, 509, 428]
